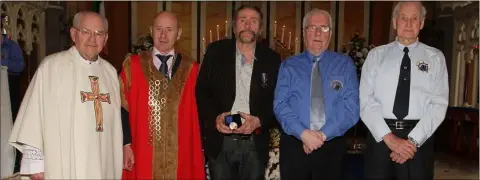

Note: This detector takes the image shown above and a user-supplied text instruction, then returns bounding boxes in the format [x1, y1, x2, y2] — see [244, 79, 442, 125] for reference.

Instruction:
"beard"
[236, 30, 260, 44]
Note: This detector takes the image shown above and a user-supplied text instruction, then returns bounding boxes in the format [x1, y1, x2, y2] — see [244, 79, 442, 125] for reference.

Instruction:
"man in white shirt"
[9, 11, 123, 179]
[360, 1, 448, 180]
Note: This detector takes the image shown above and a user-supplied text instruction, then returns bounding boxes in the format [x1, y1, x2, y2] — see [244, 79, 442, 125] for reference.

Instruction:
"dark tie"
[156, 54, 172, 78]
[310, 56, 326, 130]
[393, 47, 411, 120]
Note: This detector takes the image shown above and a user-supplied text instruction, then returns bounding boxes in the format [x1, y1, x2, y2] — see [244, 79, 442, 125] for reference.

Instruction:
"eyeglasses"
[305, 25, 331, 33]
[74, 27, 107, 38]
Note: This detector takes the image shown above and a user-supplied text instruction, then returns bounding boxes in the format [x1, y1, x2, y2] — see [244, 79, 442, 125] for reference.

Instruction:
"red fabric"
[120, 55, 205, 179]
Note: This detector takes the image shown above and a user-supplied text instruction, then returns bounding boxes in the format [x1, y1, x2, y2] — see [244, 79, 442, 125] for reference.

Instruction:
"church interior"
[0, 1, 479, 179]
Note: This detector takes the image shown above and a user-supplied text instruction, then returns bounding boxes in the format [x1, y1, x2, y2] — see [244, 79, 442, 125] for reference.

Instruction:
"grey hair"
[302, 9, 333, 30]
[392, 1, 427, 20]
[73, 11, 109, 32]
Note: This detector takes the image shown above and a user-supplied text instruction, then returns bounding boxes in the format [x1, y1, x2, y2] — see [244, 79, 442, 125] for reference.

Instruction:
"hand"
[123, 145, 135, 171]
[383, 133, 417, 160]
[234, 112, 261, 134]
[216, 112, 233, 134]
[303, 144, 313, 154]
[300, 130, 325, 151]
[30, 172, 44, 180]
[390, 152, 408, 164]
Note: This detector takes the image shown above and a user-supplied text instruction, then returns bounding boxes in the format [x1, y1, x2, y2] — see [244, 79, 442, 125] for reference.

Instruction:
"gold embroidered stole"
[138, 52, 193, 179]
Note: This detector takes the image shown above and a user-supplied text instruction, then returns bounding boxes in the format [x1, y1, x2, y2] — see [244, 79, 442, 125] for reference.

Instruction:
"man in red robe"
[119, 11, 205, 180]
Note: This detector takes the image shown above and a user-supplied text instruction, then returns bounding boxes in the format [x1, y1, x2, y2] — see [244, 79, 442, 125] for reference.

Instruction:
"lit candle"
[225, 21, 228, 38]
[295, 38, 299, 53]
[281, 25, 285, 44]
[288, 32, 292, 49]
[202, 37, 206, 55]
[209, 30, 212, 43]
[274, 21, 277, 38]
[216, 25, 220, 40]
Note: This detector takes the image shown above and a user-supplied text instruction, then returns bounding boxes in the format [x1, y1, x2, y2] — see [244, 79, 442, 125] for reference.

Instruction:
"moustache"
[239, 30, 258, 37]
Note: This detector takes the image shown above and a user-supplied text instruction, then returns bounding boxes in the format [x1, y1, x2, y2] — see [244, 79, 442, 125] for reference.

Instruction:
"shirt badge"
[416, 61, 429, 73]
[331, 80, 343, 91]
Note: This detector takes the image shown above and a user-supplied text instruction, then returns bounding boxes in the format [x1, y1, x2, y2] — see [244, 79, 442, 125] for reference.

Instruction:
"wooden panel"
[136, 2, 157, 38]
[310, 1, 330, 13]
[342, 1, 364, 45]
[205, 2, 227, 44]
[370, 1, 393, 46]
[105, 1, 130, 71]
[170, 1, 193, 59]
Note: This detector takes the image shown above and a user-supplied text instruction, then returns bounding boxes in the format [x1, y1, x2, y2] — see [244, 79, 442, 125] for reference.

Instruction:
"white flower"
[361, 48, 369, 56]
[356, 52, 363, 58]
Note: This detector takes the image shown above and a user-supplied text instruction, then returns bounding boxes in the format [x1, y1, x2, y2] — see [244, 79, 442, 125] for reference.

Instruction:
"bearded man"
[196, 5, 281, 180]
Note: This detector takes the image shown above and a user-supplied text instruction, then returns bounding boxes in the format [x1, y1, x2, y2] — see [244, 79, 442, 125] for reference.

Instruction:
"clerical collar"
[395, 36, 419, 50]
[73, 46, 99, 65]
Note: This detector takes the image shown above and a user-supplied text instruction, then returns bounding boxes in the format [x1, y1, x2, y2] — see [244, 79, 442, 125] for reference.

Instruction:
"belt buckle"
[395, 121, 404, 130]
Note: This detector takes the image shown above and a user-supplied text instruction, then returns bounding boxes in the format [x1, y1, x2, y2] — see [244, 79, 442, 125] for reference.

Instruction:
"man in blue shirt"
[1, 21, 24, 119]
[274, 9, 359, 180]
[1, 17, 25, 173]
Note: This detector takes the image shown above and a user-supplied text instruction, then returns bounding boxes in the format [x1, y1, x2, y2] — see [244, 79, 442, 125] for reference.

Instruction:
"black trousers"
[8, 75, 22, 173]
[364, 127, 434, 180]
[280, 133, 346, 180]
[208, 135, 264, 180]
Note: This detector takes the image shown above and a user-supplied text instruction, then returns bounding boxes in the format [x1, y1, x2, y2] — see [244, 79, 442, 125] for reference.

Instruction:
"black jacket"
[196, 39, 281, 164]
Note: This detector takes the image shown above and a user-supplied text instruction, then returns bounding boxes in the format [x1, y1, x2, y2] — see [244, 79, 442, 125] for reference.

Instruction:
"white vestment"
[1, 66, 15, 179]
[9, 47, 123, 179]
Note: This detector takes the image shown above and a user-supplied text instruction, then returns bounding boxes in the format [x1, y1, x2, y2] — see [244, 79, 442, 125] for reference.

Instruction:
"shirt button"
[403, 66, 407, 69]
[403, 78, 407, 81]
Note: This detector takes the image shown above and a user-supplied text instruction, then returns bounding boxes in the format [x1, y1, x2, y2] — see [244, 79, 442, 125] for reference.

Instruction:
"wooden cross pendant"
[80, 76, 111, 132]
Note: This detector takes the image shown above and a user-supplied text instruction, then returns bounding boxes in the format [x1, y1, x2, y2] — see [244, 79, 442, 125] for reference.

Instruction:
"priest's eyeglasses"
[74, 27, 107, 38]
[305, 25, 331, 33]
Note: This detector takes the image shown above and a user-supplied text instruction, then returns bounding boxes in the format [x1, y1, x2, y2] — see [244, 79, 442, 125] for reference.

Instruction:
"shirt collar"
[236, 46, 257, 65]
[305, 50, 327, 63]
[395, 36, 419, 51]
[153, 47, 175, 57]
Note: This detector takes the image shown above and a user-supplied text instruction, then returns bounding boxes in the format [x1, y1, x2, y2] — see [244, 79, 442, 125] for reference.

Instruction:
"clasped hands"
[216, 112, 260, 134]
[383, 133, 417, 164]
[300, 130, 327, 154]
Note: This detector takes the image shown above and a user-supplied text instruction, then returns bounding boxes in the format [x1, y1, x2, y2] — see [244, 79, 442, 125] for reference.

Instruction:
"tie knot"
[156, 54, 172, 63]
[403, 47, 409, 53]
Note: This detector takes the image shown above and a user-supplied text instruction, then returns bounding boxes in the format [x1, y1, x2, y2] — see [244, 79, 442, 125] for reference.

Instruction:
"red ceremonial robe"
[120, 51, 205, 179]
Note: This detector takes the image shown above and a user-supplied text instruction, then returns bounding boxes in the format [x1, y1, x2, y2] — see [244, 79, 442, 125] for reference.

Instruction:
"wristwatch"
[408, 137, 420, 147]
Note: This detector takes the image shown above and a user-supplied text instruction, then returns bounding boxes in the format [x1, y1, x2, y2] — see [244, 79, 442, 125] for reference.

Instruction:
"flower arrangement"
[132, 33, 153, 54]
[341, 32, 375, 79]
[265, 127, 281, 180]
